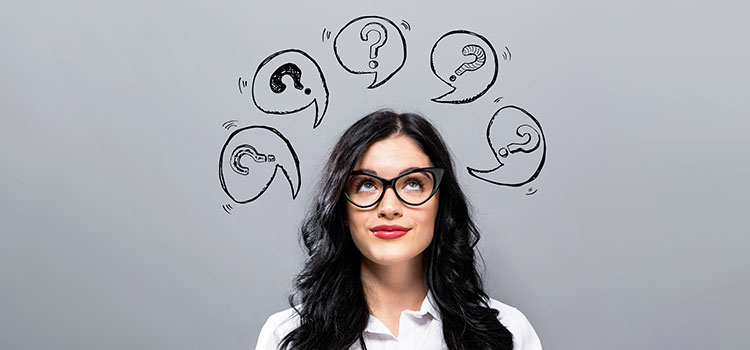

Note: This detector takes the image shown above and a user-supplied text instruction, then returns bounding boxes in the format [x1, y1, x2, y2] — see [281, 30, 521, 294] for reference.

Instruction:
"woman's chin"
[363, 250, 420, 267]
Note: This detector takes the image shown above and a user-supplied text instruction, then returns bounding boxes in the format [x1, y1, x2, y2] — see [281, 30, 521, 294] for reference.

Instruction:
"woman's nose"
[377, 187, 403, 219]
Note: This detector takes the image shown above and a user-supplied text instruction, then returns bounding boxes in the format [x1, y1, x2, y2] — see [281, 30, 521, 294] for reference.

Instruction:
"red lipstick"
[370, 225, 410, 239]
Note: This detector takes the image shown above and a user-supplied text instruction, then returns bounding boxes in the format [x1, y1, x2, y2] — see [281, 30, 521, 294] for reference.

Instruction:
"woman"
[256, 109, 542, 350]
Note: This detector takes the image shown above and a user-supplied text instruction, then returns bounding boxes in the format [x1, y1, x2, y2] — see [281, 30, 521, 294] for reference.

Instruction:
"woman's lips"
[370, 225, 410, 239]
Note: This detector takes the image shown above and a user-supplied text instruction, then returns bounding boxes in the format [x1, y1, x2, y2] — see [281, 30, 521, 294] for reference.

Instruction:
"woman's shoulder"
[486, 297, 543, 350]
[255, 306, 301, 350]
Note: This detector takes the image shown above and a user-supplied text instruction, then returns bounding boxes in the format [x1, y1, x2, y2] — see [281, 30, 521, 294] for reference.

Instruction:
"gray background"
[1, 0, 748, 349]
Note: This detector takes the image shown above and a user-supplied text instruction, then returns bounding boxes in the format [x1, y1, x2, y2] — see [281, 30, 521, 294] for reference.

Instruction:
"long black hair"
[279, 109, 513, 350]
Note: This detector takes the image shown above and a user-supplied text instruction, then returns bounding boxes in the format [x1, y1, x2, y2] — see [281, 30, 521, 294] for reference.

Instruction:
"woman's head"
[306, 109, 471, 265]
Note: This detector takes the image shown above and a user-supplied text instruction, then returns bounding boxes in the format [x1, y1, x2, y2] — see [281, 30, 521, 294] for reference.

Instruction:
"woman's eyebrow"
[353, 167, 424, 176]
[354, 168, 377, 175]
[398, 167, 420, 175]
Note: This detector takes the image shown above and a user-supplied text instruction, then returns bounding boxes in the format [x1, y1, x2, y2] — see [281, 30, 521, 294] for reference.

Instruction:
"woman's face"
[346, 135, 439, 267]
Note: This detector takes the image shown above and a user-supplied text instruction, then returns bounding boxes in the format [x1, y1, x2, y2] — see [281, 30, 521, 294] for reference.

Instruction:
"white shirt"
[255, 290, 542, 350]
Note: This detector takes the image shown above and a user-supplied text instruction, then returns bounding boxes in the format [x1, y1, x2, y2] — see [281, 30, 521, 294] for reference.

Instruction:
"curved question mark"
[269, 63, 311, 95]
[231, 144, 276, 175]
[497, 125, 541, 158]
[360, 22, 388, 69]
[450, 44, 486, 82]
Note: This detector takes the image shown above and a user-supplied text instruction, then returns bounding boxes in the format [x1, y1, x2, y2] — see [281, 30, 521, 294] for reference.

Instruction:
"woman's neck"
[360, 254, 427, 316]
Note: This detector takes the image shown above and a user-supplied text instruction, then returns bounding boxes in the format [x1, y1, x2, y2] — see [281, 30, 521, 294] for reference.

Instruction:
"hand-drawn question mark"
[496, 125, 541, 158]
[450, 44, 486, 82]
[360, 22, 388, 69]
[269, 63, 311, 95]
[230, 145, 276, 176]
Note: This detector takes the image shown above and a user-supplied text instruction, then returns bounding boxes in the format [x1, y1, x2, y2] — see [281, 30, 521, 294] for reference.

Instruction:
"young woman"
[256, 110, 542, 350]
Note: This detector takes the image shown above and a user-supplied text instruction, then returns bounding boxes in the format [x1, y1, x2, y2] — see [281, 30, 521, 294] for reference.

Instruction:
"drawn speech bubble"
[334, 15, 407, 89]
[467, 105, 546, 186]
[431, 30, 498, 104]
[252, 49, 329, 128]
[219, 125, 301, 203]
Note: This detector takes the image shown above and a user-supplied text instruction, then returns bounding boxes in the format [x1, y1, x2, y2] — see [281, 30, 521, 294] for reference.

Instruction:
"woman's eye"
[404, 180, 423, 191]
[358, 182, 377, 192]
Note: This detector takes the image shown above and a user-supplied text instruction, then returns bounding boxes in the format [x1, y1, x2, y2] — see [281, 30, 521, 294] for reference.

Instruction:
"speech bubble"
[252, 49, 329, 128]
[219, 125, 301, 203]
[333, 15, 407, 89]
[431, 30, 498, 104]
[467, 105, 546, 186]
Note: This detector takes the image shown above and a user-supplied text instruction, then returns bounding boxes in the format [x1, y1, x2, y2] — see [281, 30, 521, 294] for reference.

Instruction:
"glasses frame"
[343, 167, 444, 208]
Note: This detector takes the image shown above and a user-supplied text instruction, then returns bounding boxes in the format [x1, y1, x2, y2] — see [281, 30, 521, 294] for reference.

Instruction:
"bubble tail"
[367, 72, 385, 89]
[467, 163, 530, 187]
[467, 164, 507, 186]
[275, 132, 301, 200]
[278, 163, 301, 199]
[430, 87, 458, 104]
[312, 98, 325, 129]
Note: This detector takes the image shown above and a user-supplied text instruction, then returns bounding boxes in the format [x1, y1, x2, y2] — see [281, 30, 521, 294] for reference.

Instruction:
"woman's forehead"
[353, 135, 433, 174]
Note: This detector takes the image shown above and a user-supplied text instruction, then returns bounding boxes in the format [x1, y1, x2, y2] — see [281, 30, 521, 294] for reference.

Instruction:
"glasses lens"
[346, 174, 383, 207]
[394, 171, 436, 205]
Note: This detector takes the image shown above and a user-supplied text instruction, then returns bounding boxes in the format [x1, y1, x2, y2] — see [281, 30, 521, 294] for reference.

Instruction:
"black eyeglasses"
[344, 167, 444, 208]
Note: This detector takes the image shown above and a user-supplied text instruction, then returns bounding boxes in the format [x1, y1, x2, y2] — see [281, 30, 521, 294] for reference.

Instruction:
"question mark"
[449, 44, 486, 82]
[269, 63, 311, 95]
[360, 22, 388, 69]
[497, 125, 541, 158]
[231, 144, 276, 175]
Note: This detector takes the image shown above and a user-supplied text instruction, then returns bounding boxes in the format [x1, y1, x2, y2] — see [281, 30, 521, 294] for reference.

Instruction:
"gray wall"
[1, 0, 748, 349]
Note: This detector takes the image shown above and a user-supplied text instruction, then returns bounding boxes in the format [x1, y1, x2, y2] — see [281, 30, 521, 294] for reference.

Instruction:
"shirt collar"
[422, 289, 441, 320]
[364, 289, 441, 335]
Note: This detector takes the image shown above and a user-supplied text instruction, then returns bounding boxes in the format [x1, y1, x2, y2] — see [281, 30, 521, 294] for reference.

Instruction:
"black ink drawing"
[321, 28, 332, 42]
[250, 49, 329, 129]
[222, 203, 234, 214]
[501, 46, 512, 61]
[222, 119, 238, 130]
[467, 105, 546, 187]
[219, 125, 301, 204]
[399, 20, 411, 31]
[333, 15, 407, 88]
[430, 30, 498, 104]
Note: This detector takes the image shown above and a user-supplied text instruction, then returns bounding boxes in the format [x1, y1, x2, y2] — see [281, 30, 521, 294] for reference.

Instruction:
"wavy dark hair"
[279, 109, 513, 350]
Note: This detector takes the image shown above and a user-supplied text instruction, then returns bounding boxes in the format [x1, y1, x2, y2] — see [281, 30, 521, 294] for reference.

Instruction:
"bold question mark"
[497, 125, 541, 158]
[449, 44, 486, 82]
[269, 63, 311, 95]
[360, 22, 388, 69]
[230, 144, 276, 175]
